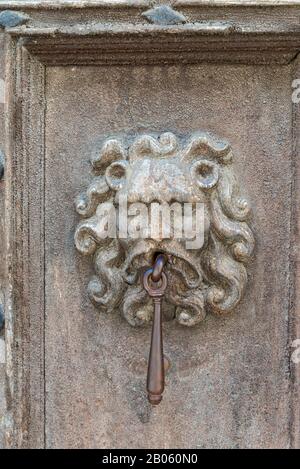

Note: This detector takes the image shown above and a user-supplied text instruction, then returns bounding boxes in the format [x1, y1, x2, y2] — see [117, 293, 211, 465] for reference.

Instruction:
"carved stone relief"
[75, 132, 255, 327]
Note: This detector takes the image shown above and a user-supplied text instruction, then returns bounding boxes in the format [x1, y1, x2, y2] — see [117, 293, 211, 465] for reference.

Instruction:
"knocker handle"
[143, 257, 167, 405]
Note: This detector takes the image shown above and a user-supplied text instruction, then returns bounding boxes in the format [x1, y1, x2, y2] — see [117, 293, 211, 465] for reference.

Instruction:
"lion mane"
[75, 132, 255, 327]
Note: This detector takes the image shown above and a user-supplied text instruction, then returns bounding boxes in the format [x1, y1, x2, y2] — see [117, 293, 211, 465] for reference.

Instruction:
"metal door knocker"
[143, 254, 168, 405]
[74, 131, 255, 404]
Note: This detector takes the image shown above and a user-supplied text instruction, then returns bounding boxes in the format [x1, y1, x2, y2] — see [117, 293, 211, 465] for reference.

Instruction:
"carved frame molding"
[1, 0, 300, 448]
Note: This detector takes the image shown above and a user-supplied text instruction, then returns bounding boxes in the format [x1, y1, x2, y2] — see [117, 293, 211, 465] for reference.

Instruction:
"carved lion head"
[75, 132, 254, 327]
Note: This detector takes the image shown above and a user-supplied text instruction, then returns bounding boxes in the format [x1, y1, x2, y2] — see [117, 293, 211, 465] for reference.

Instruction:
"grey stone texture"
[0, 0, 300, 449]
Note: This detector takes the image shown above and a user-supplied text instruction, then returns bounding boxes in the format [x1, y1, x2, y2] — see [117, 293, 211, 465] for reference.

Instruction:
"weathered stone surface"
[45, 63, 291, 448]
[0, 151, 4, 181]
[74, 132, 254, 327]
[0, 30, 5, 449]
[142, 6, 186, 25]
[0, 354, 6, 450]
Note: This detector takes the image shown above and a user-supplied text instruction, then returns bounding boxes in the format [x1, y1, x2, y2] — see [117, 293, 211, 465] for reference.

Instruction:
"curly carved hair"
[75, 132, 255, 327]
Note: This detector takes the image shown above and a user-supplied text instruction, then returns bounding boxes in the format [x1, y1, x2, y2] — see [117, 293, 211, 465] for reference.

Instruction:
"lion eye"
[105, 160, 128, 191]
[191, 159, 219, 190]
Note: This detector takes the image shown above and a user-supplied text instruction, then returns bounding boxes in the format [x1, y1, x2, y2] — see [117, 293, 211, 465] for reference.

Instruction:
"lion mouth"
[121, 238, 203, 290]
